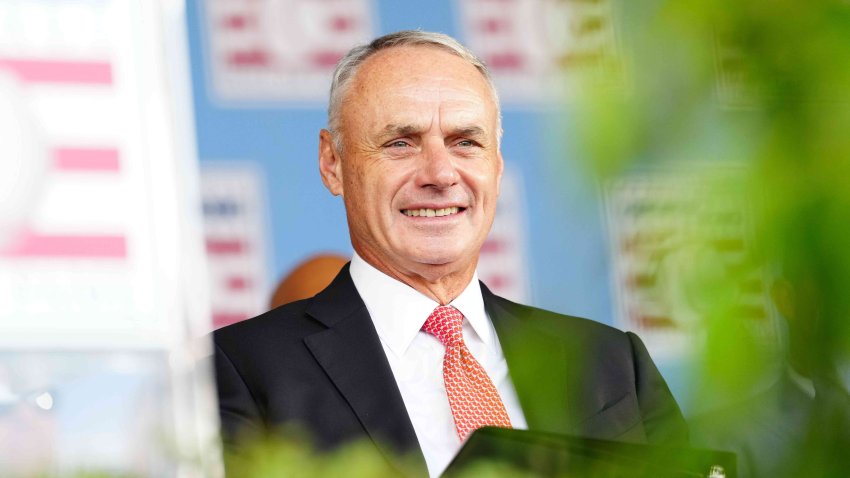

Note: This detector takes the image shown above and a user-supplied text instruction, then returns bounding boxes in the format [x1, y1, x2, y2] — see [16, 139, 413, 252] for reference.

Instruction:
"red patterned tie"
[422, 305, 512, 441]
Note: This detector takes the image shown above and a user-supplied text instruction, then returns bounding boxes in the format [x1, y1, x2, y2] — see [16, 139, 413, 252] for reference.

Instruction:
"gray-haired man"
[214, 30, 687, 477]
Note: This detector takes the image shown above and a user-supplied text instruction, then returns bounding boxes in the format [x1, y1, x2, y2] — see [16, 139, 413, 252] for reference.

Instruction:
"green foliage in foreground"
[573, 0, 850, 476]
[222, 434, 534, 478]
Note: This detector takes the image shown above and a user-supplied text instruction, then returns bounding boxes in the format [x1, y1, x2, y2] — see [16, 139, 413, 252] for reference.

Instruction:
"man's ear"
[319, 129, 344, 196]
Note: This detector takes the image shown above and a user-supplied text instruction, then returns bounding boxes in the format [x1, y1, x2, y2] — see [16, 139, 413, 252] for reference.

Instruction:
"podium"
[444, 428, 736, 477]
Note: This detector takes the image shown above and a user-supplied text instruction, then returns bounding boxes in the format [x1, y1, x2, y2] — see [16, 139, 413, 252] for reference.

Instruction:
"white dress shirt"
[349, 253, 528, 477]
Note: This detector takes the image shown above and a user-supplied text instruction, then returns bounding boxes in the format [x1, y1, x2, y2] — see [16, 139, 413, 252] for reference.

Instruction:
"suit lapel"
[304, 265, 426, 476]
[482, 283, 605, 437]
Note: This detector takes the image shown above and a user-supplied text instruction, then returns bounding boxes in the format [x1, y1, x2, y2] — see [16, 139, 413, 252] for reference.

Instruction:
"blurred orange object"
[269, 253, 348, 309]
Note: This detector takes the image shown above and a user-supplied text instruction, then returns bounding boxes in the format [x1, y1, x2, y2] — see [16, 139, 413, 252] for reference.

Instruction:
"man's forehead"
[359, 44, 457, 70]
[338, 44, 500, 141]
[352, 45, 488, 92]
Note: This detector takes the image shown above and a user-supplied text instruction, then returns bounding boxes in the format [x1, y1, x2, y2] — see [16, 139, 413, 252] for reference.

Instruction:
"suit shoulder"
[213, 298, 322, 349]
[487, 292, 628, 340]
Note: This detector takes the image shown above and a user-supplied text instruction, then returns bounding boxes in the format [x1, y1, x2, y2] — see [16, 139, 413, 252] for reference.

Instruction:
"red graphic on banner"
[1, 50, 125, 262]
[227, 49, 270, 67]
[0, 58, 112, 85]
[1, 230, 127, 259]
[222, 15, 254, 30]
[206, 238, 248, 255]
[53, 148, 121, 172]
[1, 77, 124, 258]
[226, 276, 251, 291]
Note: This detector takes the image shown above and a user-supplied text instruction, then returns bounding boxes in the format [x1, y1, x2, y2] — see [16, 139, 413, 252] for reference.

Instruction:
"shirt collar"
[349, 252, 493, 358]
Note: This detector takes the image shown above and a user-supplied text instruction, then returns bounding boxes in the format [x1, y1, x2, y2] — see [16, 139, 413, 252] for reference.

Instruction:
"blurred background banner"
[604, 166, 777, 359]
[201, 162, 272, 330]
[0, 0, 217, 475]
[455, 0, 624, 103]
[477, 166, 531, 304]
[199, 0, 375, 104]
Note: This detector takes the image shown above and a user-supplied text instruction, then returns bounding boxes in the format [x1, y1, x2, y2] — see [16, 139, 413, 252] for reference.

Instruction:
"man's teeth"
[402, 207, 460, 217]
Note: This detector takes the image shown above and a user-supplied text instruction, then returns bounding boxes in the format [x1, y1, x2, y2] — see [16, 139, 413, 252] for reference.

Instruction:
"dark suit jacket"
[690, 372, 850, 478]
[214, 264, 688, 475]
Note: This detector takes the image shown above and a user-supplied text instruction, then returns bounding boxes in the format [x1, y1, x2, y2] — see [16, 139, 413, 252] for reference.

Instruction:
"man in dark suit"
[214, 30, 687, 477]
[689, 269, 850, 477]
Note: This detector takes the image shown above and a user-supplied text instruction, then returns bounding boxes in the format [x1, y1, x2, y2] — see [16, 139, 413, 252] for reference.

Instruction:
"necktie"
[422, 305, 512, 441]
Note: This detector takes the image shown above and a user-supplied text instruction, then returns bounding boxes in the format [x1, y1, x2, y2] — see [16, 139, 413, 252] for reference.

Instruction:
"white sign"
[605, 167, 775, 357]
[0, 0, 217, 475]
[201, 0, 375, 104]
[201, 162, 272, 330]
[0, 0, 190, 348]
[456, 0, 624, 104]
[478, 167, 531, 303]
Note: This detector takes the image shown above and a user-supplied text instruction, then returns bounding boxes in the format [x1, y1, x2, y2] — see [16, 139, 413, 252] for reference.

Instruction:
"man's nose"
[417, 142, 460, 189]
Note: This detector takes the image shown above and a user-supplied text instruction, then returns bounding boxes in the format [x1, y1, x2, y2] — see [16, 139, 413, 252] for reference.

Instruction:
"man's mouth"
[401, 207, 463, 217]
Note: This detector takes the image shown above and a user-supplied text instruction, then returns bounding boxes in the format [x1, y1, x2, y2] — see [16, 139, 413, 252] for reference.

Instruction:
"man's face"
[320, 45, 503, 282]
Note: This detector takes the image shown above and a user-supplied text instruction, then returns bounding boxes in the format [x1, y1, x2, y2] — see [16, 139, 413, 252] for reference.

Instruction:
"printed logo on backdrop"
[456, 0, 624, 104]
[201, 0, 375, 104]
[201, 163, 272, 330]
[605, 167, 776, 358]
[478, 167, 530, 304]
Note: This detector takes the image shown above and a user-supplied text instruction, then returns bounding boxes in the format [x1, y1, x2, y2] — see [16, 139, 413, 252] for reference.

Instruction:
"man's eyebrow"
[376, 124, 490, 141]
[378, 124, 424, 139]
[450, 126, 487, 138]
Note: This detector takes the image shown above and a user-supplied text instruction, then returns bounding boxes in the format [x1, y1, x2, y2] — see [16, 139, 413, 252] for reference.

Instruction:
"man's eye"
[456, 140, 476, 147]
[387, 140, 410, 148]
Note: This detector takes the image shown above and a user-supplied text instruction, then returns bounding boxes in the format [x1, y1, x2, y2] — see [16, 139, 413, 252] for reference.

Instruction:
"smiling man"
[214, 30, 688, 477]
[318, 39, 503, 306]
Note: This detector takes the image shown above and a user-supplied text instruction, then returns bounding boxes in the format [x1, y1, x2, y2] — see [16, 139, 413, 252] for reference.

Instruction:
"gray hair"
[327, 30, 502, 152]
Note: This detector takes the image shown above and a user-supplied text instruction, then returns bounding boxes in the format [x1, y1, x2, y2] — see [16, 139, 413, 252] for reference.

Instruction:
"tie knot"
[422, 305, 464, 347]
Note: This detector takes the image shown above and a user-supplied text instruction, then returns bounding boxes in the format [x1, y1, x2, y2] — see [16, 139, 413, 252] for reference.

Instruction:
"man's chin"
[388, 240, 480, 277]
[405, 247, 462, 266]
[406, 251, 475, 274]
